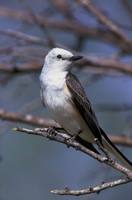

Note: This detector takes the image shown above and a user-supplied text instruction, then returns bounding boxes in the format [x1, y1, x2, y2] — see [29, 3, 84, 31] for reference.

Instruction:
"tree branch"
[51, 177, 131, 196]
[0, 108, 132, 147]
[0, 60, 42, 73]
[0, 6, 132, 50]
[77, 0, 132, 53]
[14, 127, 132, 177]
[79, 56, 132, 76]
[0, 29, 46, 45]
[13, 127, 132, 195]
[22, 0, 55, 47]
[0, 29, 132, 76]
[109, 135, 132, 147]
[0, 108, 59, 127]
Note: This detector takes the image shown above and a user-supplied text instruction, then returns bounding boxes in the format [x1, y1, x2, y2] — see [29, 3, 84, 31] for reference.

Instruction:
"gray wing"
[66, 73, 102, 144]
[66, 73, 132, 167]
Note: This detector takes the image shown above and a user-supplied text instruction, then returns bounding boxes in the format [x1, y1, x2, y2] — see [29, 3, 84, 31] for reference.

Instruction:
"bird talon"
[67, 135, 76, 143]
[67, 130, 82, 143]
[47, 127, 57, 136]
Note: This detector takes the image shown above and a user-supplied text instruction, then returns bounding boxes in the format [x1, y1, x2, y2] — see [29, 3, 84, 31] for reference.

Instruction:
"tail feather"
[100, 128, 132, 170]
[76, 136, 100, 155]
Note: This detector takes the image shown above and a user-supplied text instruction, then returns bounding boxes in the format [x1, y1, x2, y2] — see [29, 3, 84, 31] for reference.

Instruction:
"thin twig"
[77, 0, 124, 36]
[79, 56, 132, 76]
[22, 0, 55, 47]
[122, 0, 132, 18]
[0, 29, 46, 45]
[77, 0, 132, 52]
[50, 177, 131, 195]
[51, 0, 74, 19]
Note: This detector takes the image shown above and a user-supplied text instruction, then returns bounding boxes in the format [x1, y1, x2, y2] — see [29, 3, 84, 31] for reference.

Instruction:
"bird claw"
[47, 127, 57, 136]
[63, 135, 76, 148]
[66, 130, 82, 143]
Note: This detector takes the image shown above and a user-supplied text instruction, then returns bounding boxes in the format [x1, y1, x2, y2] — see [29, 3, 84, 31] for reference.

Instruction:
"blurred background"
[0, 0, 132, 199]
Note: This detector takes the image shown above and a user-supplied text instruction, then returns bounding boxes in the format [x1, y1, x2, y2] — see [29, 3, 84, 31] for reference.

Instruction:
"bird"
[39, 47, 132, 170]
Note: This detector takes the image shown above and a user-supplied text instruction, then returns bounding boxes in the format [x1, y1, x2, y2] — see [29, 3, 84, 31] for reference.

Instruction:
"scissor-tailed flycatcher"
[40, 48, 132, 170]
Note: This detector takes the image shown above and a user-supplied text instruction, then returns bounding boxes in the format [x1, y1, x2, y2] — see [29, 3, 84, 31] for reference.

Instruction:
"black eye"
[57, 54, 62, 59]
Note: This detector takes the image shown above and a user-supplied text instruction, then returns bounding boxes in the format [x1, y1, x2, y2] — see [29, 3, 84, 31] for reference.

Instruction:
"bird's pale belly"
[45, 88, 95, 143]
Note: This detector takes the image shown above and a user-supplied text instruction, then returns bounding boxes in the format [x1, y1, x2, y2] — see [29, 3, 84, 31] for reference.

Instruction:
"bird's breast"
[44, 83, 71, 111]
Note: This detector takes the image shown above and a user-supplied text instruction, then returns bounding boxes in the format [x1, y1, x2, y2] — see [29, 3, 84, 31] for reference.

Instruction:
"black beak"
[69, 55, 83, 62]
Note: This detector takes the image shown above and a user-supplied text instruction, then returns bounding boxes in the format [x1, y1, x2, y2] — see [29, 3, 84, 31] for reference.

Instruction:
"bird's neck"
[40, 64, 68, 89]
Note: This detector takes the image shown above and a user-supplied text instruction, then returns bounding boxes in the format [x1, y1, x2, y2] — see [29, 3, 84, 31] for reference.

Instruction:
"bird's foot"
[65, 135, 77, 148]
[47, 127, 57, 136]
[68, 135, 77, 143]
[66, 130, 82, 145]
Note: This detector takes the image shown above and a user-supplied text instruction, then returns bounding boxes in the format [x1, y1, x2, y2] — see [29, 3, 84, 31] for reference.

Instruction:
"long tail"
[100, 128, 132, 170]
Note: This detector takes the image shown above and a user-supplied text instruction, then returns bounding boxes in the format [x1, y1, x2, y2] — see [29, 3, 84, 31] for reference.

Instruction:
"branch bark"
[51, 177, 131, 196]
[0, 108, 58, 127]
[13, 127, 132, 196]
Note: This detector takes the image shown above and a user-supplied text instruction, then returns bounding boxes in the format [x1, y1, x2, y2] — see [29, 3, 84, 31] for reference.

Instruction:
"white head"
[44, 48, 83, 72]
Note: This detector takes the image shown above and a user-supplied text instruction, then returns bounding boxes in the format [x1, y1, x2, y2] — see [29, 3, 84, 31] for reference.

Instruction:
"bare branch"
[51, 0, 74, 19]
[14, 127, 132, 177]
[0, 29, 132, 76]
[15, 127, 131, 195]
[22, 0, 55, 47]
[122, 0, 132, 18]
[110, 135, 132, 147]
[79, 56, 132, 76]
[51, 177, 131, 196]
[0, 6, 132, 49]
[0, 108, 59, 127]
[13, 127, 108, 163]
[0, 108, 132, 147]
[0, 29, 46, 45]
[0, 60, 42, 73]
[77, 0, 132, 52]
[77, 0, 124, 36]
